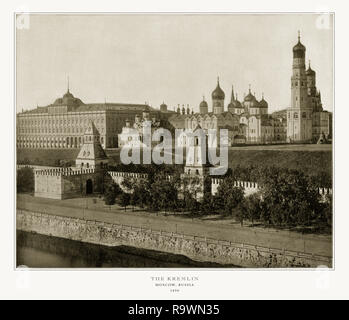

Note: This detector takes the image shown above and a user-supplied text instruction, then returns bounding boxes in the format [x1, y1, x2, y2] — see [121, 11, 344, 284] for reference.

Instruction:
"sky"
[16, 14, 333, 113]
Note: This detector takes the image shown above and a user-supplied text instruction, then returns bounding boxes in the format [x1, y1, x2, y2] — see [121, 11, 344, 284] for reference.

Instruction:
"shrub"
[17, 167, 34, 193]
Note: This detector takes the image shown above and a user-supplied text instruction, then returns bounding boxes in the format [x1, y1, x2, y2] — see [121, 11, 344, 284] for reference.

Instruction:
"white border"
[1, 0, 348, 300]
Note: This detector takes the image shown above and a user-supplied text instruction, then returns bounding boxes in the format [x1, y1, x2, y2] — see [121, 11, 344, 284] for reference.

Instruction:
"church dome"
[244, 91, 255, 102]
[293, 40, 306, 52]
[251, 98, 260, 108]
[160, 102, 168, 112]
[306, 66, 316, 76]
[259, 97, 268, 108]
[228, 99, 242, 109]
[293, 33, 306, 58]
[211, 79, 225, 100]
[200, 100, 208, 109]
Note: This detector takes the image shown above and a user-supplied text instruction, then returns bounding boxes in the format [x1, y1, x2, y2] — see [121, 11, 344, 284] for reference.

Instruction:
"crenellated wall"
[106, 171, 148, 193]
[211, 179, 260, 196]
[27, 165, 333, 201]
[16, 209, 332, 268]
[34, 167, 103, 199]
[211, 178, 332, 199]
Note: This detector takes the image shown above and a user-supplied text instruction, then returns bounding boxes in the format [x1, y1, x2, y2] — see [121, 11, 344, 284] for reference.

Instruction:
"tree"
[258, 166, 322, 228]
[317, 193, 332, 228]
[119, 192, 131, 211]
[240, 193, 262, 227]
[183, 191, 200, 215]
[214, 177, 245, 216]
[148, 176, 178, 213]
[201, 192, 215, 215]
[17, 167, 34, 193]
[103, 181, 122, 206]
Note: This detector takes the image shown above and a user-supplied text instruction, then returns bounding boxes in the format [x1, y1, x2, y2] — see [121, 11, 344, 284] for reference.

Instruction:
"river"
[16, 231, 236, 268]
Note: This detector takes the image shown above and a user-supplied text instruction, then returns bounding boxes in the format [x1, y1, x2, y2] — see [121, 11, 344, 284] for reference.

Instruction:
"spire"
[248, 84, 251, 94]
[308, 59, 311, 69]
[203, 95, 205, 101]
[262, 92, 264, 99]
[217, 76, 220, 85]
[231, 85, 235, 102]
[67, 76, 70, 93]
[298, 30, 301, 42]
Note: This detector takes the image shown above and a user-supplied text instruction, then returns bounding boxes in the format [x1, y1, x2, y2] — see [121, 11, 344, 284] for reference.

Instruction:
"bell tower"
[287, 32, 313, 142]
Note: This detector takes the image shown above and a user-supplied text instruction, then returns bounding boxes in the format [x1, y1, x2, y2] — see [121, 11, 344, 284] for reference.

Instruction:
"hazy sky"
[16, 14, 333, 113]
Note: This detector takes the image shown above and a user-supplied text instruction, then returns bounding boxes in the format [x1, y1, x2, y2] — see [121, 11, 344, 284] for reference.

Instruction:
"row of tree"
[103, 166, 332, 231]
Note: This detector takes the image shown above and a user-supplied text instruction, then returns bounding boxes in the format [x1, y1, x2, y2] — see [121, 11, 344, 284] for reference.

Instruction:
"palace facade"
[16, 88, 174, 150]
[17, 33, 332, 150]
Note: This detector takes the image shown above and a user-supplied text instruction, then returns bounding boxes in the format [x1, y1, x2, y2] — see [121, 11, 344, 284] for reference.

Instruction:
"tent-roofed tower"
[76, 120, 109, 169]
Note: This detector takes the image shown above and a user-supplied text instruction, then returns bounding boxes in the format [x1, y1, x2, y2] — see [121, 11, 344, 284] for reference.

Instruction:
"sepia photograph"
[15, 13, 333, 270]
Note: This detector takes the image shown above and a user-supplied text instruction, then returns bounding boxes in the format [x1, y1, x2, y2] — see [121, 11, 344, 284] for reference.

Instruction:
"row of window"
[17, 136, 104, 144]
[18, 117, 106, 126]
[288, 112, 309, 119]
[19, 126, 106, 134]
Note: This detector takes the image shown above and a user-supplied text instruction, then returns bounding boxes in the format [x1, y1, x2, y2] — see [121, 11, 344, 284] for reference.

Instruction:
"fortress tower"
[287, 32, 313, 142]
[75, 120, 109, 169]
[181, 125, 211, 200]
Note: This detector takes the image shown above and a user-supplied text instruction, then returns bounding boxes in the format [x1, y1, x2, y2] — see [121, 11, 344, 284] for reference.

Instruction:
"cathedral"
[17, 33, 332, 151]
[169, 79, 275, 146]
[169, 33, 332, 145]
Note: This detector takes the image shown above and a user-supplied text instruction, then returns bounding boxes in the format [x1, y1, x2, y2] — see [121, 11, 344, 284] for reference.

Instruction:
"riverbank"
[16, 208, 332, 268]
[17, 230, 236, 268]
[17, 194, 333, 257]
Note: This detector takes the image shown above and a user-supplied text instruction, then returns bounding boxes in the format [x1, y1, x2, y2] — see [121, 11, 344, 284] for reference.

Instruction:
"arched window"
[86, 163, 89, 168]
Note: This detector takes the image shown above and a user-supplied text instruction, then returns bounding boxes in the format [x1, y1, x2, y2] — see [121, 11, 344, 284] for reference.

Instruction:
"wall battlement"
[211, 179, 260, 196]
[106, 171, 148, 179]
[35, 167, 96, 177]
[211, 178, 332, 197]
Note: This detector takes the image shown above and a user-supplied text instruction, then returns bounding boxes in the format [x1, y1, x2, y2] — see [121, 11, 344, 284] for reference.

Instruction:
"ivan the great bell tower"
[287, 32, 313, 142]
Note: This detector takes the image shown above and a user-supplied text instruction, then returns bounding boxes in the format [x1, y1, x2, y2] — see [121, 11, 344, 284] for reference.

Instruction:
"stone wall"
[106, 171, 148, 193]
[34, 174, 62, 199]
[34, 168, 104, 199]
[211, 178, 333, 199]
[16, 209, 332, 268]
[211, 179, 259, 197]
